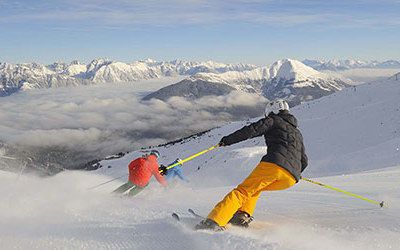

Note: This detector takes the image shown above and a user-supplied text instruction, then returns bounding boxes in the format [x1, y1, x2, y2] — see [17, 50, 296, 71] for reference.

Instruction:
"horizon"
[2, 57, 400, 67]
[1, 0, 399, 65]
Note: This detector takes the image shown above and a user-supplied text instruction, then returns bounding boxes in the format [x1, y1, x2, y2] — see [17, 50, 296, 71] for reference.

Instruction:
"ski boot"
[229, 211, 254, 228]
[195, 219, 225, 231]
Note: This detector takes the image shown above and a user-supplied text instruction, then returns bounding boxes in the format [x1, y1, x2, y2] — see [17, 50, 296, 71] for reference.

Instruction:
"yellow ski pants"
[207, 162, 296, 226]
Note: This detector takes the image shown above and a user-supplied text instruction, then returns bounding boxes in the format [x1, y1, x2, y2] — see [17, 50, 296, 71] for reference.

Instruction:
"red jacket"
[128, 155, 166, 187]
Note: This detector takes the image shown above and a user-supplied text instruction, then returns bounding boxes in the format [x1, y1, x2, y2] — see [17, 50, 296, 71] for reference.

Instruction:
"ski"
[188, 208, 205, 220]
[172, 212, 180, 221]
[171, 211, 202, 231]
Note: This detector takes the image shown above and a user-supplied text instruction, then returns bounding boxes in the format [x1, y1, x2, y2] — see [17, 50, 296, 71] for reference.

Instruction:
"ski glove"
[219, 136, 230, 146]
[159, 165, 168, 176]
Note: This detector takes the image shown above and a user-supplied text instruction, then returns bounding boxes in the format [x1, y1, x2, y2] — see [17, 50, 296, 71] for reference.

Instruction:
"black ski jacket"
[220, 110, 308, 182]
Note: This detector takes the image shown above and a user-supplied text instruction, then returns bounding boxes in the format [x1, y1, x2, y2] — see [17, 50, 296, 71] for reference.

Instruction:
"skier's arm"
[176, 168, 189, 182]
[152, 163, 167, 186]
[220, 117, 273, 146]
[154, 170, 167, 186]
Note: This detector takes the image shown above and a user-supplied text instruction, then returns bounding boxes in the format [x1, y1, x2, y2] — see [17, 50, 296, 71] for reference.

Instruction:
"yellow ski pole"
[301, 177, 385, 208]
[89, 144, 219, 190]
[163, 144, 220, 172]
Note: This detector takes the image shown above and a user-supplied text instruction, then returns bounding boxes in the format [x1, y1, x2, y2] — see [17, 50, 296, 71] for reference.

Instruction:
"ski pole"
[301, 177, 385, 208]
[89, 144, 219, 190]
[87, 174, 127, 190]
[163, 144, 220, 171]
[0, 155, 17, 160]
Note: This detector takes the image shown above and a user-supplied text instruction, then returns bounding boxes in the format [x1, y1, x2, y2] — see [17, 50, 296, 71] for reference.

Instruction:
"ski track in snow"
[0, 165, 399, 250]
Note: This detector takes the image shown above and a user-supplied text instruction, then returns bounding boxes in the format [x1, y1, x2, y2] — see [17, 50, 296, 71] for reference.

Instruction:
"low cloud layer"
[0, 83, 266, 171]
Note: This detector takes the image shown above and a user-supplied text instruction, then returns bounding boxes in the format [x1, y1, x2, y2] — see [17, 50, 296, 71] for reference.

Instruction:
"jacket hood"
[275, 110, 298, 127]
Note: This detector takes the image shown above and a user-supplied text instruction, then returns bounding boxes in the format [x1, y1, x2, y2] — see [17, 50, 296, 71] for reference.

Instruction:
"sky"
[0, 0, 399, 65]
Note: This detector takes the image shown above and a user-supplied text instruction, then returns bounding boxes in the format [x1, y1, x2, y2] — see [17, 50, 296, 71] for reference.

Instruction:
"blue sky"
[0, 0, 399, 65]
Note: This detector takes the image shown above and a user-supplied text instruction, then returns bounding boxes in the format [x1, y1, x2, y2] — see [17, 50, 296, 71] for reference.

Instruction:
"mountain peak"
[269, 58, 321, 81]
[140, 58, 157, 64]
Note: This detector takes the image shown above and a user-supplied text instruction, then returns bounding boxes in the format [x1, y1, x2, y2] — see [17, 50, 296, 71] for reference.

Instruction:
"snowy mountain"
[263, 59, 349, 105]
[303, 59, 400, 71]
[0, 59, 257, 96]
[142, 79, 236, 101]
[0, 62, 91, 96]
[144, 59, 350, 105]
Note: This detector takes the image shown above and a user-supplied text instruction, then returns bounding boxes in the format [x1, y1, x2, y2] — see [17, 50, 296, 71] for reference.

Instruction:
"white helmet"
[149, 150, 160, 159]
[265, 99, 289, 116]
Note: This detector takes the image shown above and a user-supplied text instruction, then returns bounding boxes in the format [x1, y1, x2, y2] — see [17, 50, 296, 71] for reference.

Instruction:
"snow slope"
[1, 77, 399, 249]
[1, 166, 399, 250]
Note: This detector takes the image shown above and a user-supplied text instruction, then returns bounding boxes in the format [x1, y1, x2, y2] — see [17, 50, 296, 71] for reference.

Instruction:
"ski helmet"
[265, 99, 289, 116]
[149, 150, 160, 159]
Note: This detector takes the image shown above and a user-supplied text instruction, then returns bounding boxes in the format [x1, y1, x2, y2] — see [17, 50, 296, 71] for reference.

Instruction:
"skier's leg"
[207, 162, 274, 226]
[238, 191, 261, 216]
[239, 163, 296, 215]
[112, 182, 134, 194]
[127, 184, 148, 197]
[264, 167, 296, 191]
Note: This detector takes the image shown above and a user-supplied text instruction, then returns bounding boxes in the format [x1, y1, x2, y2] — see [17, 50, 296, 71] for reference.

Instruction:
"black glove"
[159, 165, 168, 176]
[219, 136, 229, 147]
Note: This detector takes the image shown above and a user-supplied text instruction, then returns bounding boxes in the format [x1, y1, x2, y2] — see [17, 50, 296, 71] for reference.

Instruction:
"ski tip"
[172, 213, 180, 221]
[379, 201, 385, 208]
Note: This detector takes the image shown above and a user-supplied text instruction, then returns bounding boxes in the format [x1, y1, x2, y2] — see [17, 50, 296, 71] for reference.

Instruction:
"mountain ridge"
[0, 59, 257, 96]
[144, 59, 350, 105]
[303, 59, 400, 71]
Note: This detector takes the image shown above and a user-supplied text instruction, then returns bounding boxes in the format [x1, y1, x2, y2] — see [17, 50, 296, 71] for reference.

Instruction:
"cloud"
[1, 0, 398, 28]
[0, 83, 267, 170]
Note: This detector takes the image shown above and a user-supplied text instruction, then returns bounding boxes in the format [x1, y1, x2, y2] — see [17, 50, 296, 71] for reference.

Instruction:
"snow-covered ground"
[323, 68, 400, 85]
[1, 77, 399, 249]
[1, 163, 398, 249]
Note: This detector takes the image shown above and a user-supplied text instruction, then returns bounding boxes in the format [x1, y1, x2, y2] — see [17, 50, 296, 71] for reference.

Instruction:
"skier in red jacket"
[113, 150, 167, 196]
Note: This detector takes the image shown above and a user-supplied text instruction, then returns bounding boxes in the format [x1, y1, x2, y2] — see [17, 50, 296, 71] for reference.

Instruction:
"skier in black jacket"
[196, 99, 308, 231]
